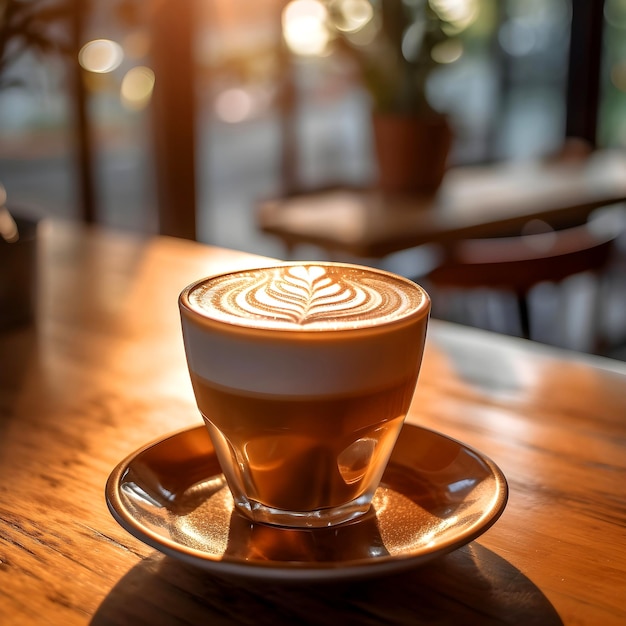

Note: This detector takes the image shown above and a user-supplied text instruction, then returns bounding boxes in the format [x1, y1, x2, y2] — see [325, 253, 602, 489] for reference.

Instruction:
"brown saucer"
[106, 423, 508, 581]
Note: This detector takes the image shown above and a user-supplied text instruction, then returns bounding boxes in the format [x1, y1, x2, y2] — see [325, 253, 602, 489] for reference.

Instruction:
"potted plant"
[326, 0, 469, 194]
[0, 0, 75, 87]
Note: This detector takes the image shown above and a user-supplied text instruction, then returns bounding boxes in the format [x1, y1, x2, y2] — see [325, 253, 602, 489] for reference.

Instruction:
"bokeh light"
[282, 0, 330, 56]
[498, 19, 536, 56]
[214, 88, 255, 123]
[430, 0, 479, 33]
[611, 60, 626, 92]
[120, 66, 155, 111]
[431, 39, 464, 64]
[604, 0, 626, 28]
[79, 39, 124, 73]
[331, 0, 374, 33]
[401, 21, 426, 63]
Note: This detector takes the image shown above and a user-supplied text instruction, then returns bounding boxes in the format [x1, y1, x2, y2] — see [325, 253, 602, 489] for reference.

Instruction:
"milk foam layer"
[180, 264, 430, 395]
[187, 264, 424, 330]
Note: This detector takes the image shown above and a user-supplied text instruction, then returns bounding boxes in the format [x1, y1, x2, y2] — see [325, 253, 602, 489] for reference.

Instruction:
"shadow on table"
[91, 543, 563, 626]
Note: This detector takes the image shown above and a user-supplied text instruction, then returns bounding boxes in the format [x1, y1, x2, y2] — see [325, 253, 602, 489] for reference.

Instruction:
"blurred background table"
[257, 150, 626, 259]
[1, 220, 625, 625]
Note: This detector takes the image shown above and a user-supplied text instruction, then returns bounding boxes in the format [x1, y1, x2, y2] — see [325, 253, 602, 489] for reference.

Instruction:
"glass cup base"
[233, 493, 374, 528]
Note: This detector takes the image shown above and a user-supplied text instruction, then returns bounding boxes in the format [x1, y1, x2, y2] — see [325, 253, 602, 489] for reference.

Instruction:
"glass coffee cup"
[179, 262, 430, 528]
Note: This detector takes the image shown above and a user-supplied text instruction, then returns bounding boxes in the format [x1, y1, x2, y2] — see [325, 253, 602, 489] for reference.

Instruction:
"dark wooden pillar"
[150, 0, 197, 240]
[565, 0, 605, 146]
[70, 0, 96, 223]
[277, 26, 299, 195]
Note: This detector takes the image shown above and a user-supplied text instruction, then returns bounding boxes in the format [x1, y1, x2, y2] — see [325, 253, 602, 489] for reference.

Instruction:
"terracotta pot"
[372, 113, 452, 194]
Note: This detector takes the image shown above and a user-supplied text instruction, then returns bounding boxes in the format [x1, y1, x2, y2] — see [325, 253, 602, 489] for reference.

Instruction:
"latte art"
[236, 265, 381, 325]
[188, 264, 423, 330]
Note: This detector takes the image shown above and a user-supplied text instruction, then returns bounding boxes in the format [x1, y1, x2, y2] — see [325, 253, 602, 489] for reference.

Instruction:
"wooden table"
[1, 220, 625, 625]
[257, 150, 626, 258]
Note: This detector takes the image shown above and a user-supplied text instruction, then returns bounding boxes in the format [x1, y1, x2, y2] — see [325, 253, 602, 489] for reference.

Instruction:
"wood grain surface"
[1, 220, 624, 625]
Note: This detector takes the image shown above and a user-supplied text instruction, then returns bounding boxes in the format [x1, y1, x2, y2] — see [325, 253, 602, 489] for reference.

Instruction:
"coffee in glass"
[179, 262, 430, 527]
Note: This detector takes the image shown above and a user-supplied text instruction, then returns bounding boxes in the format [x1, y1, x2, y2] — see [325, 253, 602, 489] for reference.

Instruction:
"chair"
[420, 206, 625, 352]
